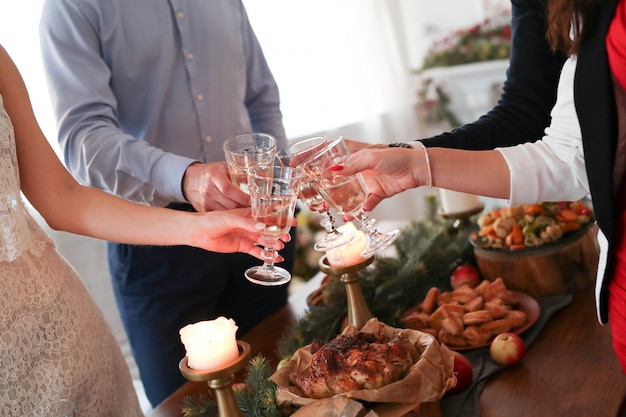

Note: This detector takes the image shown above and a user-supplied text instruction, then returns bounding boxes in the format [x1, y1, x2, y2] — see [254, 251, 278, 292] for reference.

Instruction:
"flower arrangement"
[416, 10, 512, 127]
[420, 11, 511, 70]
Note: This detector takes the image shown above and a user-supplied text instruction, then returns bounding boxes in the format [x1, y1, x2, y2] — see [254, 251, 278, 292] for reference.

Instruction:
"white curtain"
[244, 0, 416, 140]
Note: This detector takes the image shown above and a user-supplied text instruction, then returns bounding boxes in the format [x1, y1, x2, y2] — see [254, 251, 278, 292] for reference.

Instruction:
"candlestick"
[319, 254, 374, 329]
[179, 317, 239, 372]
[179, 341, 251, 417]
[325, 223, 368, 267]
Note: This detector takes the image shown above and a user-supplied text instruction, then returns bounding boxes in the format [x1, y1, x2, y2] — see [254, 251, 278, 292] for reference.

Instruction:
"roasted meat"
[289, 332, 419, 399]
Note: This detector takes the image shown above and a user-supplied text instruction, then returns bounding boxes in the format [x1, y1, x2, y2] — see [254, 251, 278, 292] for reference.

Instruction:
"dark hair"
[546, 0, 612, 55]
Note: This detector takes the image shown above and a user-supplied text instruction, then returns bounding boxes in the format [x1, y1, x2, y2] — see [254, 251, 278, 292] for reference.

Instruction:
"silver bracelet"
[422, 146, 433, 188]
[389, 141, 432, 187]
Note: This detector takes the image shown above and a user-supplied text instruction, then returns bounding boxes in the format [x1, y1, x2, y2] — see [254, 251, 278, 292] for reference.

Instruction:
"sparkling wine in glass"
[276, 136, 355, 251]
[302, 137, 400, 258]
[245, 165, 302, 286]
[223, 132, 277, 194]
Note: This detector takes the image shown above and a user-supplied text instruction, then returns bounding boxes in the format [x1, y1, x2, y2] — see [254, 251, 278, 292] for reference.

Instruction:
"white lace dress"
[0, 95, 143, 416]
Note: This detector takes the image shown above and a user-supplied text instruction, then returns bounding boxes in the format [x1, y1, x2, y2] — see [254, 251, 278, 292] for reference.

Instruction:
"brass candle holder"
[318, 254, 375, 329]
[179, 340, 251, 417]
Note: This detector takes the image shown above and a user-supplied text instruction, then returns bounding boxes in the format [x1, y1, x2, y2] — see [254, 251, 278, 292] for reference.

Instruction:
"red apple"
[450, 264, 480, 289]
[446, 350, 474, 395]
[489, 332, 525, 366]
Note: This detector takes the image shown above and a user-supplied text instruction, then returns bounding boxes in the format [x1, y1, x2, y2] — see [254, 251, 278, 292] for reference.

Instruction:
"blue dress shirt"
[39, 0, 287, 207]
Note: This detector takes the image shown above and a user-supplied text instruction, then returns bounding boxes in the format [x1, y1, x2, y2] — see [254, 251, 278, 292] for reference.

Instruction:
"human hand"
[332, 147, 425, 211]
[182, 162, 250, 211]
[192, 208, 294, 261]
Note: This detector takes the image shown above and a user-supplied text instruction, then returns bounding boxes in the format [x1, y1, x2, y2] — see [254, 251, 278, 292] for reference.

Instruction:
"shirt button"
[177, 11, 184, 19]
[186, 52, 194, 60]
[196, 94, 204, 101]
[205, 135, 212, 143]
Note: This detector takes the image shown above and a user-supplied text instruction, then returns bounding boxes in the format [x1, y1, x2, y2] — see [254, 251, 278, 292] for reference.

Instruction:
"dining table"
[147, 278, 626, 417]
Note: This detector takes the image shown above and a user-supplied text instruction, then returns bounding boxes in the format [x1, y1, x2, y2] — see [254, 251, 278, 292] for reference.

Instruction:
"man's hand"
[182, 161, 250, 212]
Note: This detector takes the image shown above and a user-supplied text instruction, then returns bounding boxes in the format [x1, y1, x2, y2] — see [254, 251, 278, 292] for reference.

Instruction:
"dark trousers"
[107, 216, 296, 407]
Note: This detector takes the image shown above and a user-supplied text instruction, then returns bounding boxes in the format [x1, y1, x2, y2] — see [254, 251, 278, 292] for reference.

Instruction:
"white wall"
[0, 1, 58, 154]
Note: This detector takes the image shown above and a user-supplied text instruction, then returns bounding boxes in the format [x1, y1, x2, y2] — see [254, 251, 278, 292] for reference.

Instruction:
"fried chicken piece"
[289, 332, 418, 399]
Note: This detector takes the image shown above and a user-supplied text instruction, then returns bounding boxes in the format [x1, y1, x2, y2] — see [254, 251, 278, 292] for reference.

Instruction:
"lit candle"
[326, 223, 368, 267]
[439, 189, 482, 215]
[179, 317, 239, 371]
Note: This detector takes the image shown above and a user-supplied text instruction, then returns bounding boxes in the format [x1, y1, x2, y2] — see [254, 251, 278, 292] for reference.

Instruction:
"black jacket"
[576, 1, 619, 323]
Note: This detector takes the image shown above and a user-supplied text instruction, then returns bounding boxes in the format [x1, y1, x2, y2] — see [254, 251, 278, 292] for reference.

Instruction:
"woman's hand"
[192, 208, 294, 261]
[333, 147, 427, 212]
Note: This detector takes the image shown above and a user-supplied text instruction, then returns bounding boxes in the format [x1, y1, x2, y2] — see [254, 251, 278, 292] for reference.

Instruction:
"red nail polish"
[329, 165, 344, 171]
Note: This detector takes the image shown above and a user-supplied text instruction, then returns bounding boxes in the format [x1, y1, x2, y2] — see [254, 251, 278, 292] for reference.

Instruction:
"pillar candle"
[326, 223, 368, 267]
[179, 317, 239, 371]
[439, 189, 482, 215]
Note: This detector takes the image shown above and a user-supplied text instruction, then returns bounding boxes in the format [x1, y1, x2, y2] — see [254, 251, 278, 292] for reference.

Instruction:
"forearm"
[427, 148, 511, 199]
[45, 184, 196, 247]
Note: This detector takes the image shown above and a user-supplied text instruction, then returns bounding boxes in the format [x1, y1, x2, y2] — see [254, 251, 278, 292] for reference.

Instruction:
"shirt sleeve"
[39, 0, 195, 205]
[496, 56, 589, 205]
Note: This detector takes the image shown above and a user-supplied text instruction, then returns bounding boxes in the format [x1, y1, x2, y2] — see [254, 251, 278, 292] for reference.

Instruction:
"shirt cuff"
[153, 154, 200, 203]
[496, 141, 588, 205]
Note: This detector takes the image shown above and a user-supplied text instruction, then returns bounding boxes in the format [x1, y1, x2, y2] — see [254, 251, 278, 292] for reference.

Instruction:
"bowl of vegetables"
[470, 200, 599, 297]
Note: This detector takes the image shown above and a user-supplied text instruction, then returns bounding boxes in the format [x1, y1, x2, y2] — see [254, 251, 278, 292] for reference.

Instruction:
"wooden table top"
[147, 284, 626, 417]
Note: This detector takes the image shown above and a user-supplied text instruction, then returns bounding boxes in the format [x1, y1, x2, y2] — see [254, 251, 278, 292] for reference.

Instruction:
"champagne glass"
[246, 165, 302, 286]
[276, 136, 356, 251]
[223, 132, 277, 194]
[302, 137, 400, 258]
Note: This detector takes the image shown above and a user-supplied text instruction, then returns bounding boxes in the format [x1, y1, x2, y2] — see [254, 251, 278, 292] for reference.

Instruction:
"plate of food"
[401, 278, 541, 351]
[451, 290, 539, 351]
[470, 200, 594, 254]
[269, 318, 456, 413]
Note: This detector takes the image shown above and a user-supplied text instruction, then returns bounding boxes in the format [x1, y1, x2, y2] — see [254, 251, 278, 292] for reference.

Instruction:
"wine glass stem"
[260, 240, 278, 269]
[319, 209, 340, 234]
[357, 213, 384, 240]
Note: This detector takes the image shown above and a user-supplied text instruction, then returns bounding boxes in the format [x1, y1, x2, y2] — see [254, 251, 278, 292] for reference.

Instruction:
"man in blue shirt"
[39, 0, 295, 406]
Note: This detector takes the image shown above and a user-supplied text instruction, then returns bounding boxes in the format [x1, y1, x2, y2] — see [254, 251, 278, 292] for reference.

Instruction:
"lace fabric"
[0, 95, 143, 416]
[0, 95, 48, 262]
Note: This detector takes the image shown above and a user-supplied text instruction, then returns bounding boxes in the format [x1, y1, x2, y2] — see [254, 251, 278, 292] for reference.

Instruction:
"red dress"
[606, 0, 626, 373]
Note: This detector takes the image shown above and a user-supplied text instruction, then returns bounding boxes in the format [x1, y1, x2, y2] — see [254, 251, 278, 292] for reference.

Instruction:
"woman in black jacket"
[340, 0, 626, 370]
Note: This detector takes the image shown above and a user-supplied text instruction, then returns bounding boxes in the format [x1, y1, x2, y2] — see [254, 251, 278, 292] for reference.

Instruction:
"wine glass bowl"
[276, 136, 356, 251]
[245, 165, 302, 286]
[223, 132, 277, 194]
[302, 137, 400, 258]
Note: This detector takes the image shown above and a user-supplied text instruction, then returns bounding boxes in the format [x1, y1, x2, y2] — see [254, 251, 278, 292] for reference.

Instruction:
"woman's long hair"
[546, 0, 612, 54]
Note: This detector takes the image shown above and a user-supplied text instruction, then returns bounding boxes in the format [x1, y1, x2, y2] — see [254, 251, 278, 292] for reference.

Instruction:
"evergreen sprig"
[181, 356, 286, 417]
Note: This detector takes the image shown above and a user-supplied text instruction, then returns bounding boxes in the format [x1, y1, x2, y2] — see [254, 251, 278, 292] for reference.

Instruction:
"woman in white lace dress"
[0, 45, 287, 416]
